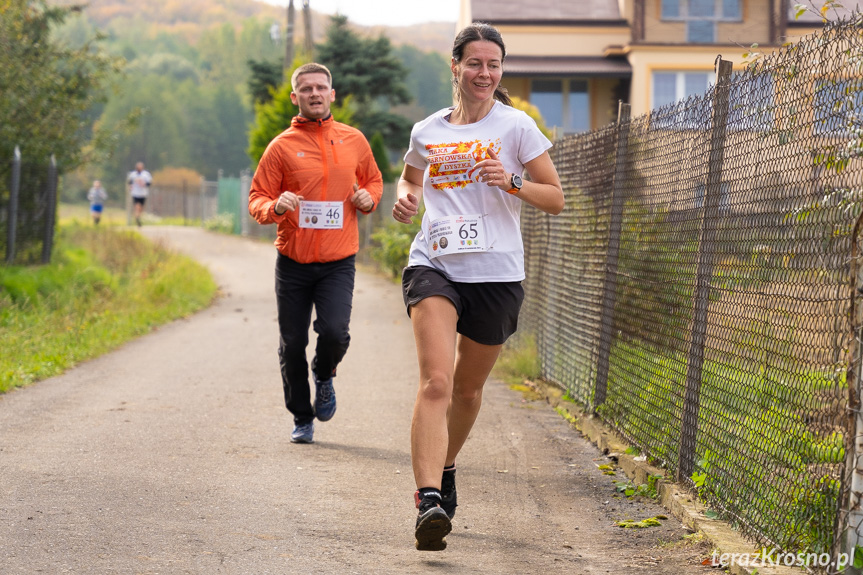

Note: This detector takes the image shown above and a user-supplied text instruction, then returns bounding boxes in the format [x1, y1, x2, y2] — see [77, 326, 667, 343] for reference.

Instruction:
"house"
[458, 0, 862, 133]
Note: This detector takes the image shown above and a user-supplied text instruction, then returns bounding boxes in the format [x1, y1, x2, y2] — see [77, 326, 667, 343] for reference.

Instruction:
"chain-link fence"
[0, 148, 59, 266]
[146, 174, 396, 255]
[135, 178, 218, 227]
[358, 182, 397, 265]
[520, 15, 863, 572]
[141, 172, 279, 241]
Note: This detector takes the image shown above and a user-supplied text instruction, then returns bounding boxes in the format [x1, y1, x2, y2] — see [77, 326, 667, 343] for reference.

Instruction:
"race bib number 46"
[427, 214, 486, 259]
[299, 201, 343, 229]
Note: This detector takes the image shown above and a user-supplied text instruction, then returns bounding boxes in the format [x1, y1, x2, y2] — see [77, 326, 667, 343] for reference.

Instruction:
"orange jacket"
[249, 115, 383, 263]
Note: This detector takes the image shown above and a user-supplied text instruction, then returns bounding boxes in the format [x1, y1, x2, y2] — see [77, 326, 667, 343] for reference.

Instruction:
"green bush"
[0, 224, 217, 392]
[370, 213, 422, 278]
[204, 213, 235, 234]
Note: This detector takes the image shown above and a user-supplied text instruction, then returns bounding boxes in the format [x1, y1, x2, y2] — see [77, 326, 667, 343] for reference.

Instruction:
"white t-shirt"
[127, 169, 152, 198]
[403, 101, 552, 282]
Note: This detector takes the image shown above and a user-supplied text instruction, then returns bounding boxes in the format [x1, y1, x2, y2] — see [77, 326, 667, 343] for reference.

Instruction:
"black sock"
[443, 463, 456, 472]
[418, 487, 442, 500]
[417, 487, 442, 511]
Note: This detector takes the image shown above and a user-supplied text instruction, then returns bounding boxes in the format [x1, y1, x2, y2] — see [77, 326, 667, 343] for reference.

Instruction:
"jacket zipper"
[315, 119, 329, 262]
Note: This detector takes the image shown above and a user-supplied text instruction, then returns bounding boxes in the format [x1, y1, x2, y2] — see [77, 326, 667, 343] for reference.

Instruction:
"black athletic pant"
[275, 253, 355, 425]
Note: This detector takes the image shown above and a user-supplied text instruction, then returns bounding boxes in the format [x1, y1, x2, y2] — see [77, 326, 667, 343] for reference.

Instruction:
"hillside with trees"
[52, 0, 456, 51]
[39, 0, 455, 201]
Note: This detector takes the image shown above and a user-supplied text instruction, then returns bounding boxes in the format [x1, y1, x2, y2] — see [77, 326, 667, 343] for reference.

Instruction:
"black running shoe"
[441, 466, 457, 519]
[414, 492, 452, 551]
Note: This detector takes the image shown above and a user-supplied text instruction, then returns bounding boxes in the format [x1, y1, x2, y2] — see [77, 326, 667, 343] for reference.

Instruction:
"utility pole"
[284, 0, 295, 78]
[303, 0, 313, 58]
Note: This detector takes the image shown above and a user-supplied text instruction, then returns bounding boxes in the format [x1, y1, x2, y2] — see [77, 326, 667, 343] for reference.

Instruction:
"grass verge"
[493, 333, 541, 386]
[0, 223, 218, 393]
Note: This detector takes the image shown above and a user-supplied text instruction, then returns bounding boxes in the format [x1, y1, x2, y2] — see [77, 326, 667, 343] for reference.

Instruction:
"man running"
[248, 63, 383, 444]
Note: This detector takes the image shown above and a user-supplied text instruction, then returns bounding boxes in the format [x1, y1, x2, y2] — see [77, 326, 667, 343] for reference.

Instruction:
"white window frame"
[651, 71, 714, 108]
[694, 182, 731, 213]
[728, 74, 775, 133]
[650, 70, 713, 130]
[660, 0, 743, 43]
[813, 77, 863, 138]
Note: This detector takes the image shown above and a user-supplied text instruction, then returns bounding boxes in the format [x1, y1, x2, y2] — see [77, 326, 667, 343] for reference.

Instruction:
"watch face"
[512, 174, 523, 189]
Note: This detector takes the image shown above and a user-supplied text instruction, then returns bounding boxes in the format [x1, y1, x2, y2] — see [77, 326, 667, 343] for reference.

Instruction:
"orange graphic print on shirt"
[426, 139, 502, 190]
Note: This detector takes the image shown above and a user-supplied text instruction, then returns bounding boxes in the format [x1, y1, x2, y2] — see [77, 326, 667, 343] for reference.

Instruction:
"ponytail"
[494, 86, 513, 107]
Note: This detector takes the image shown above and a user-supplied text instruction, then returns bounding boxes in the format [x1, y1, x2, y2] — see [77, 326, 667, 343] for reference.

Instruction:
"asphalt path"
[0, 226, 712, 574]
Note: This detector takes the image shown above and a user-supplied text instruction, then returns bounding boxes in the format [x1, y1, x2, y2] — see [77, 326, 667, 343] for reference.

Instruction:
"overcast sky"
[261, 0, 461, 27]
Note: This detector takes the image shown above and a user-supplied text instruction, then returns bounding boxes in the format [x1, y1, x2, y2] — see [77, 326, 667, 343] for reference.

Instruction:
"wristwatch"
[506, 173, 523, 195]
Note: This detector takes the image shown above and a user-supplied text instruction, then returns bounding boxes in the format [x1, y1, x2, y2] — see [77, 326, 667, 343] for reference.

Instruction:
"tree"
[369, 132, 392, 182]
[394, 44, 453, 118]
[511, 97, 553, 140]
[315, 15, 413, 146]
[0, 0, 121, 169]
[208, 86, 253, 177]
[247, 58, 283, 105]
[94, 73, 188, 189]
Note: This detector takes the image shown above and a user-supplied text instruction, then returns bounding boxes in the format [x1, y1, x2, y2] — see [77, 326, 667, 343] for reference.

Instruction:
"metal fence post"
[594, 101, 631, 409]
[200, 176, 206, 227]
[125, 170, 132, 226]
[677, 57, 733, 482]
[240, 171, 251, 236]
[41, 155, 58, 264]
[842, 215, 863, 573]
[6, 147, 21, 264]
[182, 179, 188, 225]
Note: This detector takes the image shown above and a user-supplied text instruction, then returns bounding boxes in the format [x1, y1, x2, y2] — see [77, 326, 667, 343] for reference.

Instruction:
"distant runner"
[127, 162, 152, 227]
[87, 180, 108, 225]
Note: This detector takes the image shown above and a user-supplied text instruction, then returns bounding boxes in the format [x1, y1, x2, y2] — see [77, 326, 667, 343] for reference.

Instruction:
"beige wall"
[458, 0, 471, 31]
[499, 25, 630, 57]
[620, 0, 635, 24]
[785, 26, 821, 43]
[502, 77, 531, 102]
[643, 0, 688, 44]
[593, 78, 623, 128]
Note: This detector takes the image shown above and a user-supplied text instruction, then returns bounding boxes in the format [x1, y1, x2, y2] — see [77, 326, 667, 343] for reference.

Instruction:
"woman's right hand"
[393, 192, 419, 224]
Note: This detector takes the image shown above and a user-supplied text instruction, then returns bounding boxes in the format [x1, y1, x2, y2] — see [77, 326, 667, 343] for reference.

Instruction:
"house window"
[652, 71, 713, 109]
[728, 74, 775, 132]
[651, 71, 713, 129]
[694, 182, 731, 212]
[660, 0, 742, 42]
[653, 71, 775, 132]
[814, 78, 863, 137]
[531, 79, 590, 134]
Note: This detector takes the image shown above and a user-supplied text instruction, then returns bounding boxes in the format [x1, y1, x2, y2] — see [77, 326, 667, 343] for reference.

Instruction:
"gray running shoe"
[290, 421, 314, 443]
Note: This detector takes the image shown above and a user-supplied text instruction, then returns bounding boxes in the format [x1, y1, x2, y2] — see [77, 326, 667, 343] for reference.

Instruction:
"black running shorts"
[401, 265, 524, 346]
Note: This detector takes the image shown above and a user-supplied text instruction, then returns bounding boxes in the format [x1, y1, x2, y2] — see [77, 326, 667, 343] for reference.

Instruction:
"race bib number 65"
[427, 214, 486, 259]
